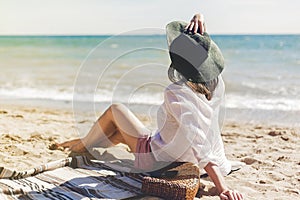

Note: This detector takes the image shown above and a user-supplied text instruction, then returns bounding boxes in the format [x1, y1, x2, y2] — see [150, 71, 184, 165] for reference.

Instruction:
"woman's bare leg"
[58, 103, 151, 153]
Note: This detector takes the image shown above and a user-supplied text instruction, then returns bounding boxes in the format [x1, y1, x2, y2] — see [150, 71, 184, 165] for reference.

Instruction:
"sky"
[0, 0, 299, 35]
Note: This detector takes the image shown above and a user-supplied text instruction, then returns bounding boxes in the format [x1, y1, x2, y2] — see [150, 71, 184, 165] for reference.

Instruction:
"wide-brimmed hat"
[166, 21, 225, 83]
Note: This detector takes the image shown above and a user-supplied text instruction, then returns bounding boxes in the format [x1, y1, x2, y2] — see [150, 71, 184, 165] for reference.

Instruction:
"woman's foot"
[56, 139, 88, 153]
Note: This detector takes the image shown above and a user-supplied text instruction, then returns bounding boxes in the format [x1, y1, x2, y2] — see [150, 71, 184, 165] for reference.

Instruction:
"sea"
[0, 34, 300, 127]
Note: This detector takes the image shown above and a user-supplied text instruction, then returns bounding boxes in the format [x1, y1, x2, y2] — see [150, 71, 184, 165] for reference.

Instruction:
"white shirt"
[150, 76, 231, 176]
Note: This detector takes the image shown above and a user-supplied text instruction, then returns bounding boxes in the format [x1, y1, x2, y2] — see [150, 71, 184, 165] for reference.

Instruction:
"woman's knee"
[109, 103, 128, 115]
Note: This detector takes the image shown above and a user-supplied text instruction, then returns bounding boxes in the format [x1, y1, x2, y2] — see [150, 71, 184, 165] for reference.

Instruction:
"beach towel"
[0, 156, 145, 200]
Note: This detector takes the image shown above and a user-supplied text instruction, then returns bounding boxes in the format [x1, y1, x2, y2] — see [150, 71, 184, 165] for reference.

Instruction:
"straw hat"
[166, 21, 225, 83]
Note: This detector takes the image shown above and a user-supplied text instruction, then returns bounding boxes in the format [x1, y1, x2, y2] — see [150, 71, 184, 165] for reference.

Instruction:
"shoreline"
[1, 97, 299, 128]
[0, 101, 299, 199]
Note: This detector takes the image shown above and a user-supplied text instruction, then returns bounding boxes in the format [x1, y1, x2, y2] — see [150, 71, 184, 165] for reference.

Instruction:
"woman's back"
[150, 76, 231, 176]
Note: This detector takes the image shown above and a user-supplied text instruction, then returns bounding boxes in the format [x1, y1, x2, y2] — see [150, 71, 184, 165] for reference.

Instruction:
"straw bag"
[141, 162, 200, 200]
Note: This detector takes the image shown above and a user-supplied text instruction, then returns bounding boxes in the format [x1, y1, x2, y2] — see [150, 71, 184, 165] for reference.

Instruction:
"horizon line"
[1, 33, 300, 37]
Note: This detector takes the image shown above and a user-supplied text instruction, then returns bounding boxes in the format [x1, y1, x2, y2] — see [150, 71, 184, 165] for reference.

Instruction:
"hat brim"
[166, 21, 188, 47]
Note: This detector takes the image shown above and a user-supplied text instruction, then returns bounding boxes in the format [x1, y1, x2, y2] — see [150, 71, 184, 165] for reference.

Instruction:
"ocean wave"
[225, 94, 300, 111]
[0, 87, 299, 112]
[0, 87, 164, 105]
[225, 79, 300, 97]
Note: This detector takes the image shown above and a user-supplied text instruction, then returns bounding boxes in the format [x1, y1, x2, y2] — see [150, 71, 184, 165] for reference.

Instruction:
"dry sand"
[0, 104, 299, 199]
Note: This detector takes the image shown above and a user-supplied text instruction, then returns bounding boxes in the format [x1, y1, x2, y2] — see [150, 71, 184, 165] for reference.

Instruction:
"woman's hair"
[168, 67, 218, 100]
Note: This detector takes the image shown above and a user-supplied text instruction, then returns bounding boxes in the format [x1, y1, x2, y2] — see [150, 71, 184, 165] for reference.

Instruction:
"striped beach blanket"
[0, 156, 145, 200]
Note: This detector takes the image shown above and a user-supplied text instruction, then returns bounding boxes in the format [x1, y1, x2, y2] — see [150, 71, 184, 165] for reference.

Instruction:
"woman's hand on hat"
[185, 13, 206, 35]
[220, 189, 244, 200]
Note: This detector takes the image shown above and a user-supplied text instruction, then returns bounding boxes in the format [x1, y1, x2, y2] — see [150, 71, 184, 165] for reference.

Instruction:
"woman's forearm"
[204, 162, 228, 194]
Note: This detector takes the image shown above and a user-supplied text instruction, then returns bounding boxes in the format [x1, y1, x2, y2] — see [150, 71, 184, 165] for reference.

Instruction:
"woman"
[57, 14, 244, 200]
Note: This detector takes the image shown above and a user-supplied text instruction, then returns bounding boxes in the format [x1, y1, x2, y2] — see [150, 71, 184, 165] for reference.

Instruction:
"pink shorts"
[134, 137, 156, 171]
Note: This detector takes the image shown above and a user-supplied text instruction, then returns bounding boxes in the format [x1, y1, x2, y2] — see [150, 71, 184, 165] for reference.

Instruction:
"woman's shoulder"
[164, 82, 206, 103]
[165, 82, 189, 92]
[164, 82, 191, 97]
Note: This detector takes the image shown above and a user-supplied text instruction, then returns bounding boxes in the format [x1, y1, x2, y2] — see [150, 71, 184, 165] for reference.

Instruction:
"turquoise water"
[0, 35, 299, 126]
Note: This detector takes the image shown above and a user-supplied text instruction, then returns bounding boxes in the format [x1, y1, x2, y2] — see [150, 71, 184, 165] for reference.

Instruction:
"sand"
[0, 103, 299, 200]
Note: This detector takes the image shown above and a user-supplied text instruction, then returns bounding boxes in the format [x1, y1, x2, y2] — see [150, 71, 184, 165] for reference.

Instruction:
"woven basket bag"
[141, 162, 200, 200]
